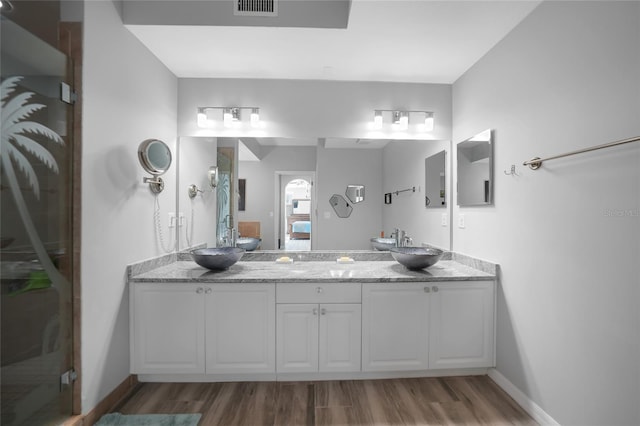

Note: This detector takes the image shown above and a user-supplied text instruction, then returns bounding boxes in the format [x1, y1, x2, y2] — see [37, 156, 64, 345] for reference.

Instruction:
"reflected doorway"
[276, 173, 314, 250]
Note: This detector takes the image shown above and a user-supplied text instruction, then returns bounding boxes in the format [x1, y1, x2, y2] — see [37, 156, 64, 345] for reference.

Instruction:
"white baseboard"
[138, 368, 489, 383]
[488, 368, 560, 425]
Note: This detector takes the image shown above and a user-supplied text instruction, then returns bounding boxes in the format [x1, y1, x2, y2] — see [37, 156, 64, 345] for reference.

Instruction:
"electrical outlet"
[168, 212, 176, 228]
[441, 213, 447, 227]
[458, 214, 466, 229]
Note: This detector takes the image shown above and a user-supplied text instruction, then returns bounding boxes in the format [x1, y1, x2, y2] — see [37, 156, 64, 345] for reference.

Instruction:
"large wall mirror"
[457, 129, 493, 206]
[177, 136, 453, 251]
[424, 150, 446, 208]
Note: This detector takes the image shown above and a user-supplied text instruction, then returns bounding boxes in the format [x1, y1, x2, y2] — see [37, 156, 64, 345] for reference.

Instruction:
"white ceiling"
[126, 0, 541, 84]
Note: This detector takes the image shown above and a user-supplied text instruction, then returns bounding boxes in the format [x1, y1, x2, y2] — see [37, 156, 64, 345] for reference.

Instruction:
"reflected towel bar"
[523, 135, 640, 170]
[393, 186, 416, 196]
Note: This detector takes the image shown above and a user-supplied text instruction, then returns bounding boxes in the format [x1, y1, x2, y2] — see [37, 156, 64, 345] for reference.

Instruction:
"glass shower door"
[1, 18, 75, 425]
[216, 146, 235, 246]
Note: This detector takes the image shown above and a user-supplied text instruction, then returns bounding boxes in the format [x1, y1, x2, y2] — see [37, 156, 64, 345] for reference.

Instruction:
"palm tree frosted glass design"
[216, 173, 230, 245]
[1, 76, 69, 290]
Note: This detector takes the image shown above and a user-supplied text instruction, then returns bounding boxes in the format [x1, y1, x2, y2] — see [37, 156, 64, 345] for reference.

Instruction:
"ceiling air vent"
[234, 0, 278, 17]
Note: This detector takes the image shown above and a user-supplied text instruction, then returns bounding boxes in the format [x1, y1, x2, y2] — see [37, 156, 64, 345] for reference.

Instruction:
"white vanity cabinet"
[130, 282, 275, 375]
[362, 283, 430, 371]
[428, 281, 495, 369]
[205, 284, 276, 374]
[276, 283, 361, 373]
[131, 283, 206, 374]
[362, 281, 494, 372]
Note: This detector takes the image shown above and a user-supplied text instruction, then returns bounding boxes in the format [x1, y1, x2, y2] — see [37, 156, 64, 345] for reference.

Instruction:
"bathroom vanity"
[127, 251, 497, 382]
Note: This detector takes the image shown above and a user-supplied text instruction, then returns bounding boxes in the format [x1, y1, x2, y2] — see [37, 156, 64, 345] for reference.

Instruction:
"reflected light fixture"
[373, 109, 435, 132]
[250, 108, 260, 127]
[424, 112, 434, 131]
[373, 110, 383, 130]
[197, 106, 260, 129]
[399, 111, 409, 130]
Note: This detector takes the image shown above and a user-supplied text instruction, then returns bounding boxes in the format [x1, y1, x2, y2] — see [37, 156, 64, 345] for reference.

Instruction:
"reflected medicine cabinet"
[425, 151, 446, 208]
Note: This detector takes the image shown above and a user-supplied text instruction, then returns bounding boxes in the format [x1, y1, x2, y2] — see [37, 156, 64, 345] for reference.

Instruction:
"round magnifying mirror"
[138, 139, 172, 176]
[138, 139, 172, 193]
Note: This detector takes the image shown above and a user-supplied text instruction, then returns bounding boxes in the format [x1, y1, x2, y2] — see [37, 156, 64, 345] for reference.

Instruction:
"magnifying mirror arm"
[143, 176, 165, 193]
[188, 184, 205, 199]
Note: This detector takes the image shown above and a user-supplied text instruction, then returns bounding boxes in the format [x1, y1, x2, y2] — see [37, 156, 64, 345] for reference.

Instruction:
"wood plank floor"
[114, 376, 538, 425]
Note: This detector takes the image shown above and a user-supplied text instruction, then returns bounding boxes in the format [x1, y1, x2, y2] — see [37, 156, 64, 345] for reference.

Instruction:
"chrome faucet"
[227, 227, 237, 247]
[221, 214, 237, 247]
[390, 228, 413, 247]
[391, 228, 407, 247]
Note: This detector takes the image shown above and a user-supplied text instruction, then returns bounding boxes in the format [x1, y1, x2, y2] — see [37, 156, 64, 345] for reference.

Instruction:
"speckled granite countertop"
[127, 251, 497, 284]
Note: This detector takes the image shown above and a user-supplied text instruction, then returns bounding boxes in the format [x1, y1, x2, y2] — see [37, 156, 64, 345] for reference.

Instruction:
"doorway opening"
[275, 173, 314, 250]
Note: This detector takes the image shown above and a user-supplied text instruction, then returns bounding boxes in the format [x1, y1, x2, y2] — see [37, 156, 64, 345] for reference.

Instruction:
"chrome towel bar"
[523, 135, 640, 170]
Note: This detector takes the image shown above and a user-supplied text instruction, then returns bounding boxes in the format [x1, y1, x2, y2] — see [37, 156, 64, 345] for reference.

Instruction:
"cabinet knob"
[424, 286, 431, 293]
[205, 288, 212, 294]
[432, 286, 439, 292]
[313, 308, 318, 315]
[320, 308, 326, 315]
[316, 286, 323, 294]
[196, 287, 204, 294]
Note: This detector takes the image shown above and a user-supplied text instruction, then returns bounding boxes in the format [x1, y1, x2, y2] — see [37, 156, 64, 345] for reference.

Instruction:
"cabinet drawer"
[277, 283, 361, 304]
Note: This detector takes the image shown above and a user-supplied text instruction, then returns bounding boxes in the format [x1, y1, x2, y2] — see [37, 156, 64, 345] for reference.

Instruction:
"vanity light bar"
[372, 109, 434, 132]
[197, 106, 260, 129]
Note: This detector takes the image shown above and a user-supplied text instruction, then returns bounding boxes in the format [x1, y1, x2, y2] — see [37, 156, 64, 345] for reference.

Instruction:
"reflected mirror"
[424, 151, 446, 208]
[329, 194, 353, 218]
[457, 129, 493, 206]
[345, 184, 365, 204]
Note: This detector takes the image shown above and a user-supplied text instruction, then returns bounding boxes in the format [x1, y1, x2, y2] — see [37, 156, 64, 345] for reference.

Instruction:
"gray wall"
[177, 78, 452, 141]
[452, 2, 640, 424]
[82, 0, 178, 414]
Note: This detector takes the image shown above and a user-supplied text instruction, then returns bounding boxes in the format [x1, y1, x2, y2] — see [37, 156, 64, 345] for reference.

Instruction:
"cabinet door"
[131, 283, 205, 374]
[319, 304, 361, 373]
[276, 304, 318, 373]
[362, 284, 430, 371]
[428, 281, 495, 369]
[205, 284, 275, 374]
